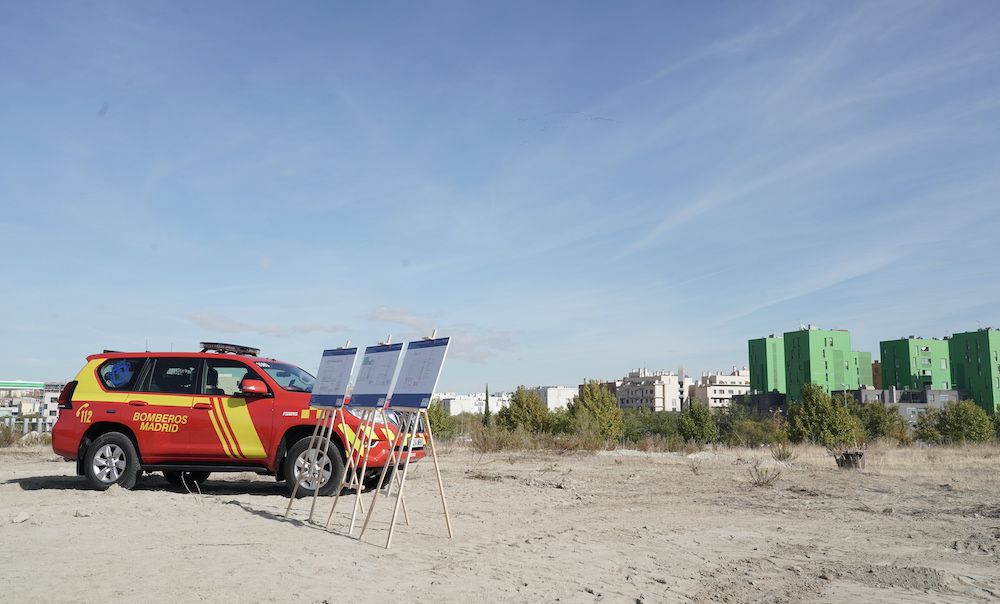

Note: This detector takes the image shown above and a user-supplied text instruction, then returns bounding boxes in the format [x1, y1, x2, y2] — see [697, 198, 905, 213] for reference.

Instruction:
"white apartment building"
[527, 386, 577, 411]
[435, 391, 511, 416]
[688, 367, 751, 408]
[616, 369, 682, 412]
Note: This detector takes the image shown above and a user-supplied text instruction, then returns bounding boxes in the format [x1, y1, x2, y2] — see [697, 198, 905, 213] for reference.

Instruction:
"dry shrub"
[682, 440, 702, 455]
[0, 424, 19, 448]
[747, 460, 781, 488]
[471, 427, 531, 453]
[770, 442, 798, 463]
[634, 434, 685, 452]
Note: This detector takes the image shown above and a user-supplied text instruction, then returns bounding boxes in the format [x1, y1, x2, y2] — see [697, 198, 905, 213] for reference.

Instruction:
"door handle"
[128, 400, 148, 406]
[193, 403, 212, 410]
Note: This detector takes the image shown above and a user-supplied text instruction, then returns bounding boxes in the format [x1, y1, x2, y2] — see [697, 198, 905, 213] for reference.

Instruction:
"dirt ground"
[2, 443, 999, 603]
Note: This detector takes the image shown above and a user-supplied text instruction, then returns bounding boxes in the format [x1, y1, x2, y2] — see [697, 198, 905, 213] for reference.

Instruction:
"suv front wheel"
[84, 432, 140, 490]
[284, 437, 344, 498]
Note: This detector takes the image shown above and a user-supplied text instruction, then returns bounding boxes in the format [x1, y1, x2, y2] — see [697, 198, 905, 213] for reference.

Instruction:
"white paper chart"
[351, 343, 404, 407]
[309, 348, 358, 408]
[390, 337, 450, 408]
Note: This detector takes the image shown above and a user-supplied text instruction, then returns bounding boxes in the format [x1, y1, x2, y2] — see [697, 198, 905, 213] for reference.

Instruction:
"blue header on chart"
[322, 348, 358, 357]
[364, 343, 403, 354]
[405, 337, 450, 351]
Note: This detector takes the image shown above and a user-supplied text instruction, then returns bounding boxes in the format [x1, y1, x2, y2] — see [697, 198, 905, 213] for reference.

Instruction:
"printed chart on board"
[309, 348, 357, 408]
[391, 337, 450, 407]
[352, 343, 404, 406]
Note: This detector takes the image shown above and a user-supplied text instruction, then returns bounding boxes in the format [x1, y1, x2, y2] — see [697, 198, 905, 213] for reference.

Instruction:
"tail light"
[57, 381, 78, 410]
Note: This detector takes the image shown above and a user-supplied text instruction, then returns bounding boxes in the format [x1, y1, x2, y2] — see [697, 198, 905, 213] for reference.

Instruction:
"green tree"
[496, 386, 549, 433]
[482, 384, 492, 428]
[425, 400, 456, 439]
[568, 381, 625, 440]
[678, 400, 717, 443]
[622, 409, 679, 442]
[994, 412, 1000, 441]
[786, 384, 865, 447]
[935, 400, 994, 444]
[914, 408, 941, 443]
[850, 401, 908, 441]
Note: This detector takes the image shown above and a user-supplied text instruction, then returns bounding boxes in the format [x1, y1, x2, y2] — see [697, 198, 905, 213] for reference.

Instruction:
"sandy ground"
[2, 443, 1000, 603]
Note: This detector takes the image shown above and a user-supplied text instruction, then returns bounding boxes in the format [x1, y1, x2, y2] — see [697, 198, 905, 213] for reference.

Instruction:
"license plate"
[409, 436, 425, 448]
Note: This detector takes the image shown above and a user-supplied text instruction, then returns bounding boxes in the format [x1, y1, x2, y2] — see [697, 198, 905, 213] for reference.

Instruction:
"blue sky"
[2, 1, 999, 392]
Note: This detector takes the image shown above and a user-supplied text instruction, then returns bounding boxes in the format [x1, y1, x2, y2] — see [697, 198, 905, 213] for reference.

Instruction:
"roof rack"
[200, 342, 260, 356]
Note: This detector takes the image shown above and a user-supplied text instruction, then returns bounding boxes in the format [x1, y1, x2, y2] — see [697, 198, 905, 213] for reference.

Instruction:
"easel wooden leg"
[284, 408, 326, 518]
[348, 408, 379, 534]
[358, 410, 413, 539]
[422, 408, 453, 538]
[307, 410, 339, 523]
[386, 410, 420, 549]
[324, 408, 368, 530]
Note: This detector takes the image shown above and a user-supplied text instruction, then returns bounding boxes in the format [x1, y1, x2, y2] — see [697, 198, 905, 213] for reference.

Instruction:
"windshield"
[255, 361, 315, 392]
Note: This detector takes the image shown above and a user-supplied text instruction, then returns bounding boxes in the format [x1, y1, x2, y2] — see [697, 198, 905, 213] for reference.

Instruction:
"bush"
[496, 386, 550, 433]
[747, 460, 781, 488]
[770, 442, 797, 462]
[914, 409, 941, 443]
[471, 426, 531, 452]
[787, 384, 865, 448]
[425, 400, 456, 440]
[623, 409, 679, 442]
[0, 424, 18, 447]
[851, 402, 908, 442]
[921, 400, 994, 444]
[568, 381, 624, 441]
[678, 400, 717, 444]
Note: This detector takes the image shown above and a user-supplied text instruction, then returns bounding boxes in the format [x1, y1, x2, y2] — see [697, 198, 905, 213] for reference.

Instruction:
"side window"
[98, 358, 147, 391]
[204, 359, 263, 396]
[145, 358, 198, 394]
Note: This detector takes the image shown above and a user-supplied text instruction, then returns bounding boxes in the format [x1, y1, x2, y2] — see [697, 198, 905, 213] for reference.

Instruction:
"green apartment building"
[854, 351, 874, 388]
[748, 335, 786, 394]
[949, 329, 1000, 414]
[783, 326, 868, 401]
[880, 337, 952, 391]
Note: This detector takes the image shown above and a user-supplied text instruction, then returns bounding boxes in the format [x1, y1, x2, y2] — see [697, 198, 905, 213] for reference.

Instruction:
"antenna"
[340, 340, 352, 350]
[424, 329, 438, 341]
[380, 334, 392, 346]
[145, 337, 148, 352]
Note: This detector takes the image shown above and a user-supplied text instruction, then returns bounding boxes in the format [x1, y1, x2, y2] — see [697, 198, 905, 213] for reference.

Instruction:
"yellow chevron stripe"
[217, 397, 266, 459]
[207, 407, 235, 458]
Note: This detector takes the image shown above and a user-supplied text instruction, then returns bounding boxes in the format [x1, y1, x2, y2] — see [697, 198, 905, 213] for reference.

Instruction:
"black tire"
[163, 471, 211, 488]
[284, 437, 345, 498]
[83, 432, 140, 490]
[363, 466, 394, 491]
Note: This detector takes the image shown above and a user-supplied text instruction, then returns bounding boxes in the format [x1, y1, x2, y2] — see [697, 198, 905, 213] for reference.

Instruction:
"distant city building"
[748, 335, 786, 394]
[949, 328, 1000, 414]
[871, 360, 883, 388]
[435, 391, 511, 416]
[527, 386, 578, 411]
[732, 391, 787, 417]
[616, 369, 682, 412]
[841, 386, 960, 427]
[689, 367, 750, 408]
[781, 325, 872, 401]
[880, 336, 952, 391]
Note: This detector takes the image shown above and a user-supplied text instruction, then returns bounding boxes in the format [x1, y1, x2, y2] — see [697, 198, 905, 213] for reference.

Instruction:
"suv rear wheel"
[84, 432, 140, 490]
[284, 437, 344, 498]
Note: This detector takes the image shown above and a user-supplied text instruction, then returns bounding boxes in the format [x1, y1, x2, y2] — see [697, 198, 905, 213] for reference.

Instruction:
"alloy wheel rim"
[93, 444, 126, 483]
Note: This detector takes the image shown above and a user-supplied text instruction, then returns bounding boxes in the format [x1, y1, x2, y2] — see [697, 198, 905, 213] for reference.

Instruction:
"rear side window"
[98, 358, 147, 391]
[144, 358, 199, 394]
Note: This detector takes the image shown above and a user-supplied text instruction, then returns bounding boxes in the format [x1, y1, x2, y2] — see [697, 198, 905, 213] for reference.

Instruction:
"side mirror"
[237, 379, 272, 398]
